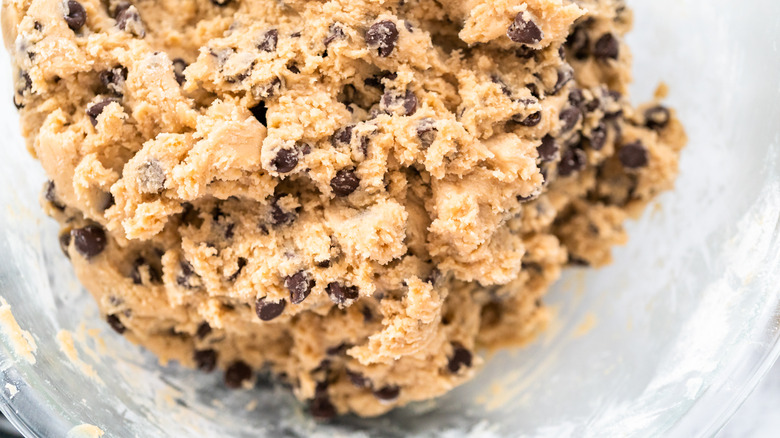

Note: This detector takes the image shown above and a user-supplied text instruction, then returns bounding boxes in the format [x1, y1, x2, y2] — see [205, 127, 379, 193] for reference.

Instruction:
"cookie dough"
[3, 0, 686, 418]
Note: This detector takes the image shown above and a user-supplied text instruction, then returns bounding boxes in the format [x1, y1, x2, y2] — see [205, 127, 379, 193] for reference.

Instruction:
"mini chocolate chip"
[59, 230, 72, 257]
[559, 107, 581, 133]
[176, 260, 198, 288]
[568, 255, 590, 267]
[447, 343, 473, 373]
[211, 0, 232, 5]
[373, 385, 400, 401]
[619, 141, 649, 169]
[568, 89, 584, 107]
[137, 159, 166, 194]
[364, 71, 397, 90]
[309, 396, 336, 420]
[361, 305, 373, 322]
[99, 191, 115, 211]
[550, 69, 573, 96]
[332, 125, 354, 147]
[130, 256, 162, 285]
[526, 83, 539, 98]
[116, 5, 145, 38]
[224, 361, 252, 389]
[106, 314, 126, 334]
[324, 23, 345, 47]
[326, 282, 359, 305]
[256, 297, 286, 321]
[110, 1, 130, 18]
[286, 271, 314, 304]
[566, 25, 590, 59]
[558, 147, 587, 177]
[251, 101, 268, 125]
[645, 106, 670, 130]
[588, 122, 607, 151]
[346, 369, 370, 388]
[172, 58, 187, 85]
[316, 259, 331, 268]
[86, 98, 120, 126]
[33, 21, 42, 31]
[416, 117, 438, 147]
[326, 343, 351, 356]
[269, 196, 296, 226]
[507, 12, 543, 45]
[256, 77, 282, 98]
[366, 20, 398, 57]
[515, 45, 537, 59]
[426, 268, 441, 285]
[331, 168, 360, 197]
[227, 257, 247, 282]
[196, 322, 212, 339]
[44, 181, 65, 210]
[258, 29, 278, 52]
[71, 224, 107, 259]
[515, 111, 541, 127]
[537, 135, 559, 162]
[64, 0, 86, 32]
[381, 89, 417, 116]
[194, 349, 218, 373]
[99, 66, 128, 96]
[594, 33, 619, 60]
[491, 75, 512, 96]
[271, 148, 299, 173]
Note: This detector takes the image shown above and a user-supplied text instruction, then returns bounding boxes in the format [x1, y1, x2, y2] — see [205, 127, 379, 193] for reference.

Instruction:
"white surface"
[720, 359, 780, 437]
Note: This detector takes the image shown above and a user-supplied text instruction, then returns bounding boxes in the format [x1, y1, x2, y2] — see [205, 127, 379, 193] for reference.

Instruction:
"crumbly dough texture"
[3, 0, 685, 417]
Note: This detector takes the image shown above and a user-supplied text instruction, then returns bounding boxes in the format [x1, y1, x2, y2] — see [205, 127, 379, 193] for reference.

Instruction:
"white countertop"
[718, 358, 780, 437]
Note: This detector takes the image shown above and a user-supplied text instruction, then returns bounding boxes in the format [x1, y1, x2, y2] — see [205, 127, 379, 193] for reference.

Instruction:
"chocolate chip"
[559, 107, 581, 133]
[256, 297, 286, 321]
[257, 77, 282, 98]
[447, 343, 473, 373]
[258, 29, 278, 52]
[550, 69, 573, 96]
[416, 118, 438, 147]
[324, 23, 346, 47]
[99, 66, 128, 96]
[331, 168, 360, 197]
[426, 268, 441, 285]
[176, 260, 198, 288]
[568, 89, 584, 108]
[44, 181, 65, 211]
[326, 282, 359, 305]
[224, 361, 252, 389]
[491, 75, 511, 96]
[566, 25, 590, 60]
[326, 343, 351, 356]
[288, 63, 300, 74]
[381, 89, 417, 116]
[507, 12, 543, 45]
[227, 257, 247, 282]
[130, 257, 162, 285]
[137, 159, 166, 194]
[285, 271, 314, 304]
[515, 45, 537, 59]
[211, 0, 233, 6]
[86, 98, 120, 126]
[331, 125, 354, 147]
[116, 5, 145, 38]
[346, 369, 370, 388]
[316, 259, 331, 268]
[106, 314, 126, 334]
[59, 230, 72, 257]
[373, 385, 400, 402]
[515, 111, 541, 127]
[64, 0, 86, 32]
[645, 106, 670, 130]
[110, 1, 130, 18]
[366, 21, 398, 57]
[271, 147, 299, 173]
[196, 322, 212, 339]
[71, 224, 107, 259]
[269, 195, 296, 226]
[558, 147, 587, 177]
[619, 141, 649, 169]
[172, 58, 187, 85]
[594, 33, 619, 60]
[194, 349, 218, 373]
[309, 395, 336, 420]
[588, 122, 607, 151]
[537, 135, 559, 162]
[251, 102, 268, 125]
[526, 83, 540, 99]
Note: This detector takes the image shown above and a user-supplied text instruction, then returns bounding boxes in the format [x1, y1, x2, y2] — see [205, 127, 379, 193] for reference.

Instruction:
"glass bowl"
[2, 0, 780, 436]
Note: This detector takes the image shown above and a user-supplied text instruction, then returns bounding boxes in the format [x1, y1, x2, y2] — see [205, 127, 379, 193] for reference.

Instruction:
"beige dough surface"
[3, 0, 686, 418]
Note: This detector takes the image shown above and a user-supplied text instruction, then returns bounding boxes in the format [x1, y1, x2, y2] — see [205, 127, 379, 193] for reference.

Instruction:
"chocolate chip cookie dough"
[3, 0, 686, 418]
